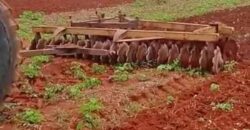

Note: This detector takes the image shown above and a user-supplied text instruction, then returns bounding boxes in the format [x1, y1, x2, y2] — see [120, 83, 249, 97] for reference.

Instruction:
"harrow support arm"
[20, 46, 112, 57]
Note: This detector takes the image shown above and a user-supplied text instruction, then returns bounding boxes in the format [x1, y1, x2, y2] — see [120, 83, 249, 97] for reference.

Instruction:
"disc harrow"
[20, 13, 240, 74]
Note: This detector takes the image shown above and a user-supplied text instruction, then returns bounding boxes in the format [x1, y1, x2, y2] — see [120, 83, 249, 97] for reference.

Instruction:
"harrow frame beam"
[33, 26, 220, 42]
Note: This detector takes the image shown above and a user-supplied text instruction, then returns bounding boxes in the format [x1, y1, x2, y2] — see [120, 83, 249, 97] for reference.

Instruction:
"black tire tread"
[0, 2, 17, 102]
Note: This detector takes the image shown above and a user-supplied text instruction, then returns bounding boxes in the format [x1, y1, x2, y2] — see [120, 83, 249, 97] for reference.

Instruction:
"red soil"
[6, 0, 133, 17]
[116, 5, 250, 130]
[116, 61, 250, 130]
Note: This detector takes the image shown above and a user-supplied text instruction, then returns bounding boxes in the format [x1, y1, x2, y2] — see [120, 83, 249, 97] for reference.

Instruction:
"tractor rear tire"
[0, 2, 17, 103]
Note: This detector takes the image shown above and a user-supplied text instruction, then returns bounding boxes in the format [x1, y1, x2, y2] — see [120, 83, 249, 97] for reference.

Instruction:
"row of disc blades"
[30, 35, 230, 73]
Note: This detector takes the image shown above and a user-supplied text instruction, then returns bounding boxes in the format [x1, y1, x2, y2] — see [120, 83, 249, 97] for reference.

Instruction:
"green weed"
[18, 109, 43, 124]
[115, 63, 134, 72]
[21, 64, 40, 78]
[91, 63, 106, 74]
[30, 55, 50, 65]
[21, 55, 50, 78]
[76, 121, 84, 130]
[80, 98, 103, 114]
[79, 98, 103, 129]
[83, 78, 101, 89]
[166, 95, 175, 105]
[70, 62, 86, 80]
[186, 68, 208, 77]
[212, 102, 233, 112]
[43, 83, 64, 100]
[112, 63, 134, 82]
[67, 86, 82, 99]
[113, 70, 130, 82]
[157, 60, 182, 72]
[67, 78, 101, 99]
[82, 113, 101, 129]
[223, 60, 237, 72]
[18, 11, 45, 41]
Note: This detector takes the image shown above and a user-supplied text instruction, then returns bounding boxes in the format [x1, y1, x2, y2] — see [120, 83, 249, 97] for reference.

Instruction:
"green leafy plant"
[43, 83, 64, 100]
[83, 78, 101, 89]
[66, 78, 101, 99]
[166, 95, 175, 105]
[91, 63, 106, 74]
[157, 60, 182, 72]
[30, 55, 50, 65]
[18, 109, 43, 124]
[112, 63, 134, 82]
[82, 113, 101, 129]
[79, 98, 103, 129]
[80, 98, 103, 114]
[115, 63, 134, 72]
[113, 70, 130, 82]
[76, 121, 84, 130]
[21, 55, 50, 78]
[70, 62, 86, 80]
[223, 60, 237, 72]
[18, 11, 45, 41]
[21, 64, 40, 78]
[186, 68, 207, 77]
[210, 83, 220, 92]
[213, 102, 233, 112]
[67, 86, 82, 99]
